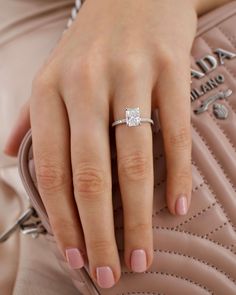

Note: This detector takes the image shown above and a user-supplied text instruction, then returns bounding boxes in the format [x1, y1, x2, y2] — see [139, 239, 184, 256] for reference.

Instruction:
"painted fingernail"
[131, 249, 147, 272]
[65, 248, 85, 269]
[96, 266, 115, 288]
[175, 195, 188, 215]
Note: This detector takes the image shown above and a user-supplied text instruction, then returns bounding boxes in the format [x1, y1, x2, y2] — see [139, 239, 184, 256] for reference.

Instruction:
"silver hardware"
[194, 89, 232, 116]
[196, 55, 218, 75]
[191, 48, 236, 80]
[214, 48, 236, 65]
[213, 103, 229, 119]
[20, 222, 45, 238]
[0, 207, 46, 243]
[191, 74, 225, 101]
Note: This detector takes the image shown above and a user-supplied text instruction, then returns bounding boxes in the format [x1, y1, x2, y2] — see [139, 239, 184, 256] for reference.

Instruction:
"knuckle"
[52, 218, 74, 234]
[157, 47, 186, 72]
[161, 50, 177, 69]
[69, 58, 91, 79]
[32, 70, 56, 97]
[51, 218, 82, 247]
[73, 165, 108, 196]
[167, 127, 191, 150]
[89, 238, 114, 253]
[36, 162, 67, 193]
[113, 54, 146, 79]
[67, 54, 103, 83]
[172, 168, 192, 184]
[118, 151, 150, 181]
[126, 221, 151, 234]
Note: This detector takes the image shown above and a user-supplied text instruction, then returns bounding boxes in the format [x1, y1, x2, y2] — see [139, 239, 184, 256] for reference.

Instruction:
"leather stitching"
[208, 110, 236, 153]
[205, 222, 227, 237]
[152, 205, 168, 216]
[115, 226, 236, 255]
[157, 249, 236, 284]
[192, 181, 205, 192]
[121, 271, 212, 294]
[113, 182, 205, 215]
[175, 202, 217, 229]
[218, 25, 236, 50]
[192, 157, 236, 232]
[192, 124, 236, 195]
[159, 228, 236, 254]
[154, 177, 166, 188]
[154, 154, 164, 161]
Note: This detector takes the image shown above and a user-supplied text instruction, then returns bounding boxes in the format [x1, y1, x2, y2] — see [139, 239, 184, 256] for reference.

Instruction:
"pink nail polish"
[175, 195, 188, 215]
[131, 249, 147, 272]
[96, 266, 115, 288]
[65, 248, 85, 269]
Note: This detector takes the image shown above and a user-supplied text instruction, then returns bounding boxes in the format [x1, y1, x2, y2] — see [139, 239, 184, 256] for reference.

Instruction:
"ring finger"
[112, 59, 154, 273]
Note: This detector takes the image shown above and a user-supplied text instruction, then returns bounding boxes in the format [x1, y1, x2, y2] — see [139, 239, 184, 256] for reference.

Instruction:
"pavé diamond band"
[112, 107, 154, 127]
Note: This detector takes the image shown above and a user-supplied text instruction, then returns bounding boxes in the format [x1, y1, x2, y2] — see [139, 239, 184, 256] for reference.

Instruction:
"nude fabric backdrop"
[0, 0, 81, 294]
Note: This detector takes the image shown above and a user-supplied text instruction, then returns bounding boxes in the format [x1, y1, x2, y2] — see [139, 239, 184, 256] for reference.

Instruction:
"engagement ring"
[112, 107, 154, 127]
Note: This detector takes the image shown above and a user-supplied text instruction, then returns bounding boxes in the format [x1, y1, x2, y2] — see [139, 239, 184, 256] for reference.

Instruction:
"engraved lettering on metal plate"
[194, 89, 232, 119]
[191, 74, 225, 101]
[191, 48, 236, 80]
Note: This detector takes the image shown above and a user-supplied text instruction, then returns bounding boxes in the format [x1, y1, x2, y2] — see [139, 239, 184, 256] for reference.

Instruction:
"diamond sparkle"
[126, 108, 141, 127]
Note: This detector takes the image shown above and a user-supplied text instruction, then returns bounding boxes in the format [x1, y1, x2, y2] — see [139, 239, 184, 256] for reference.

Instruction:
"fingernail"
[131, 249, 147, 272]
[175, 195, 188, 215]
[65, 248, 85, 269]
[96, 266, 115, 288]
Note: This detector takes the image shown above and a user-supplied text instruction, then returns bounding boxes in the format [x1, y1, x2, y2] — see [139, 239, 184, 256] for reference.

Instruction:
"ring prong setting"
[126, 107, 141, 127]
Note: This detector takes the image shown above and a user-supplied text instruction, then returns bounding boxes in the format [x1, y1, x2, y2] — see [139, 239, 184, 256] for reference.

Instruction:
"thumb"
[3, 100, 30, 157]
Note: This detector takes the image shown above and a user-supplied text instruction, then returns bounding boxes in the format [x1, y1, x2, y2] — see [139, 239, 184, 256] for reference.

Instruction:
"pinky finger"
[154, 61, 193, 216]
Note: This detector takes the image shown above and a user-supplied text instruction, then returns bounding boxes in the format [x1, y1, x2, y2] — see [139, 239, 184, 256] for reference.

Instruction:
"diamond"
[126, 108, 141, 127]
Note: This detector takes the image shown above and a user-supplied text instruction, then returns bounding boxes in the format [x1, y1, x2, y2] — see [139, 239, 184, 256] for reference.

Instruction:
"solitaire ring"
[112, 107, 154, 127]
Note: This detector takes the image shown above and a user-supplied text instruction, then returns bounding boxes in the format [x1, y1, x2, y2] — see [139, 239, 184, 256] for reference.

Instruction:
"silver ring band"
[112, 118, 154, 127]
[111, 107, 154, 127]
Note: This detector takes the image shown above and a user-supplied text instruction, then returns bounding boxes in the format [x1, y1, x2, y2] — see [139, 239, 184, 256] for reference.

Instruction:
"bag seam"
[156, 249, 236, 284]
[192, 122, 236, 190]
[120, 271, 212, 294]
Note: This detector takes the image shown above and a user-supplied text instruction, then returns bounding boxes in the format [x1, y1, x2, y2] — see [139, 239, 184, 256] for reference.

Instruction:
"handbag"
[15, 2, 236, 294]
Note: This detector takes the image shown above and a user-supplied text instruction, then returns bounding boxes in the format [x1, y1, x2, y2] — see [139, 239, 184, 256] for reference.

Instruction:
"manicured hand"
[4, 0, 200, 288]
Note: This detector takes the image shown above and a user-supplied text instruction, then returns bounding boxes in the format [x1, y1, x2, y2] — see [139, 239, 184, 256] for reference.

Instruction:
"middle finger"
[64, 70, 121, 289]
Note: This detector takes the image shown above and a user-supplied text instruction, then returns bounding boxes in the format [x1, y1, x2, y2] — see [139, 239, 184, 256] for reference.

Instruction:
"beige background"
[0, 0, 81, 294]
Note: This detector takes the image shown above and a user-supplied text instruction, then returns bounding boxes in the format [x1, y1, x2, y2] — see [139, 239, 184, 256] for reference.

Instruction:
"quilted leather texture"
[18, 3, 236, 295]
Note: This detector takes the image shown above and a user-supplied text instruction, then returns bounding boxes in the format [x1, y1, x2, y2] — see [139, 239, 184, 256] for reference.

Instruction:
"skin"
[3, 0, 232, 288]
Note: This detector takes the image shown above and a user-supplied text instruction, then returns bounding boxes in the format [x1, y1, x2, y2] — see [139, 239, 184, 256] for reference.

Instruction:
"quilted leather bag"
[17, 2, 236, 294]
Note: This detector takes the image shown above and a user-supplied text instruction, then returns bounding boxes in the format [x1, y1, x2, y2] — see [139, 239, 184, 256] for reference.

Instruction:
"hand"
[4, 0, 200, 288]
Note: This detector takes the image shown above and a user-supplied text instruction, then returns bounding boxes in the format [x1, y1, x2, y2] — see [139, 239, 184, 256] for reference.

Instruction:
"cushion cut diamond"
[126, 108, 141, 127]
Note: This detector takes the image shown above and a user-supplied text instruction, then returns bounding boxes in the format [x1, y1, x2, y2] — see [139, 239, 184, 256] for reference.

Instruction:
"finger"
[4, 100, 30, 156]
[65, 72, 120, 288]
[30, 78, 87, 270]
[113, 58, 154, 273]
[155, 58, 192, 216]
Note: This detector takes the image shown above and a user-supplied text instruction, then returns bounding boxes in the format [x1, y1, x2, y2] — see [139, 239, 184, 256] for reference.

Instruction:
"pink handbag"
[16, 2, 236, 294]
